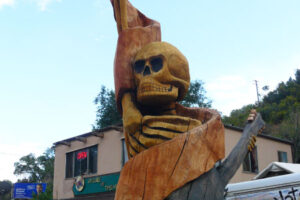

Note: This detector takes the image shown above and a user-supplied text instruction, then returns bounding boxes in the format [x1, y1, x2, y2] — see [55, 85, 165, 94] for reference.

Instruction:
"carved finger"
[249, 139, 254, 148]
[258, 126, 265, 134]
[252, 135, 257, 143]
[247, 109, 257, 122]
[247, 136, 256, 151]
[247, 114, 255, 122]
[247, 117, 254, 122]
[128, 132, 147, 152]
[127, 139, 138, 157]
[247, 145, 253, 152]
[122, 93, 142, 134]
[250, 140, 255, 149]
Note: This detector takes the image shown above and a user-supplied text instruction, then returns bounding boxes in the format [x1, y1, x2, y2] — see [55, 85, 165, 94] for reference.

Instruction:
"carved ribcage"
[126, 115, 202, 157]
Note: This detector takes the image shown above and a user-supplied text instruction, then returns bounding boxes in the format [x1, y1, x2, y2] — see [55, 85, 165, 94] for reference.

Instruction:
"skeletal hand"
[247, 109, 257, 122]
[247, 109, 265, 151]
[247, 135, 256, 151]
[122, 93, 142, 135]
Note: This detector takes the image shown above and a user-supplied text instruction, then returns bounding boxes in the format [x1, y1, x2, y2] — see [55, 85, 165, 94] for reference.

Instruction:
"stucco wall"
[53, 129, 123, 200]
[225, 128, 292, 183]
[53, 127, 292, 199]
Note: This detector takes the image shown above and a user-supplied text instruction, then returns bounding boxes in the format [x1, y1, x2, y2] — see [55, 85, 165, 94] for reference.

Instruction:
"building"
[53, 125, 293, 200]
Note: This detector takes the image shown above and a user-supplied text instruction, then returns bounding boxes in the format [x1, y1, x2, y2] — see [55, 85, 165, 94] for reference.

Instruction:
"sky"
[0, 0, 300, 182]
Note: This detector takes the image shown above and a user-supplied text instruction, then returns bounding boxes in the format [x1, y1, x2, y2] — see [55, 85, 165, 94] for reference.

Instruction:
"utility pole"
[254, 80, 260, 104]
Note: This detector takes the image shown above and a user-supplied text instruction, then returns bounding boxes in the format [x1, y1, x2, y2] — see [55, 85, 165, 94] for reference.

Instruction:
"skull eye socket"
[134, 60, 145, 73]
[150, 57, 163, 72]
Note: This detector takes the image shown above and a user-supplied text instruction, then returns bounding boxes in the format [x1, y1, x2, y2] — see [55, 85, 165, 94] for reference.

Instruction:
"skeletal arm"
[166, 112, 265, 200]
[218, 113, 265, 184]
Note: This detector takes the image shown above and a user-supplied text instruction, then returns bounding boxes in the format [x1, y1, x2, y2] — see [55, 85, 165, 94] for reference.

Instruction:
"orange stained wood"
[110, 0, 161, 113]
[115, 106, 225, 200]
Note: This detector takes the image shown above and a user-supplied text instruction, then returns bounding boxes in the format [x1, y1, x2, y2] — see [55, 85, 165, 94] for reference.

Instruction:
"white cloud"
[0, 142, 44, 182]
[205, 53, 300, 116]
[206, 75, 257, 116]
[35, 0, 61, 11]
[0, 0, 62, 11]
[0, 0, 15, 8]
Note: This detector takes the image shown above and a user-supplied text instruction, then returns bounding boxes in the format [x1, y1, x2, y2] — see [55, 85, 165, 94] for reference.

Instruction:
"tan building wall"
[225, 128, 293, 183]
[53, 126, 293, 199]
[53, 129, 123, 200]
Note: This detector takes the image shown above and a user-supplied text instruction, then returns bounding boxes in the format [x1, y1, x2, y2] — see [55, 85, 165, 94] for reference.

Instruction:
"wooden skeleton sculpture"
[110, 0, 265, 199]
[124, 42, 204, 157]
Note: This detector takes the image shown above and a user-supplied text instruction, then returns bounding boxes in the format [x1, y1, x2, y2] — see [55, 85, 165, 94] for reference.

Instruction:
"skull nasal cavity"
[143, 66, 151, 76]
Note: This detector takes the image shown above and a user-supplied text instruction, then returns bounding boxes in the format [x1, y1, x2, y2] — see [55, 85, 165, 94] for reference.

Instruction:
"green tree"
[271, 108, 300, 163]
[93, 80, 212, 129]
[93, 86, 122, 129]
[0, 180, 12, 200]
[14, 153, 41, 182]
[179, 80, 212, 108]
[222, 104, 255, 128]
[222, 69, 300, 162]
[14, 148, 55, 199]
[259, 69, 300, 124]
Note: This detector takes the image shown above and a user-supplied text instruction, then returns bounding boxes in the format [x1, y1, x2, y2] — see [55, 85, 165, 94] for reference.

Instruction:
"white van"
[225, 173, 300, 200]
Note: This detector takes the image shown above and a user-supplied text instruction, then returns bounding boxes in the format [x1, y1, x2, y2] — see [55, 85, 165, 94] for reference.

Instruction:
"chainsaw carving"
[110, 0, 265, 199]
[126, 42, 202, 156]
[134, 42, 189, 105]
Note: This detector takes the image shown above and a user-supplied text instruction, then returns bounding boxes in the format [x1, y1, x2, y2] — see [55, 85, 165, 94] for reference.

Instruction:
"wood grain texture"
[114, 107, 225, 200]
[166, 114, 265, 200]
[110, 0, 161, 113]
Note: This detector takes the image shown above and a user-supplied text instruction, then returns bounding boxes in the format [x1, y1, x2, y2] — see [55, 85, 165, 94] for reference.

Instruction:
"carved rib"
[144, 124, 184, 134]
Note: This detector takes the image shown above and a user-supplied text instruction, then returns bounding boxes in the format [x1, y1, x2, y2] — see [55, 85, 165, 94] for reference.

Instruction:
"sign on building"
[73, 173, 120, 196]
[13, 183, 47, 199]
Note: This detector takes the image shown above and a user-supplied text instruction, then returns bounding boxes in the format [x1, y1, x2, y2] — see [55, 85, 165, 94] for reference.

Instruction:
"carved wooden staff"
[166, 113, 265, 200]
[112, 0, 128, 33]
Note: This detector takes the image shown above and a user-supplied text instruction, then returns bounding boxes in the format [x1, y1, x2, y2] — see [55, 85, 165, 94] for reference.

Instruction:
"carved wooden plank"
[166, 114, 265, 200]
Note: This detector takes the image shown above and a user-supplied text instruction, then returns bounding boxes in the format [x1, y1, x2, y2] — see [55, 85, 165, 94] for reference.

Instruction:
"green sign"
[73, 173, 120, 195]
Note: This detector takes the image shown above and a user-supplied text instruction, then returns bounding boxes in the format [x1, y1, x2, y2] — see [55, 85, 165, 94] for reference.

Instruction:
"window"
[243, 146, 258, 173]
[122, 139, 128, 166]
[278, 151, 288, 163]
[65, 145, 98, 178]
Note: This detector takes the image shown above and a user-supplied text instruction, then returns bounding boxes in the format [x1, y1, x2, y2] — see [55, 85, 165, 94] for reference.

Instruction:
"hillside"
[223, 69, 300, 162]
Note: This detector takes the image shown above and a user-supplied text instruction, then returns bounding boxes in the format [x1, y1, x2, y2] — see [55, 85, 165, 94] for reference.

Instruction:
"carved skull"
[133, 42, 190, 106]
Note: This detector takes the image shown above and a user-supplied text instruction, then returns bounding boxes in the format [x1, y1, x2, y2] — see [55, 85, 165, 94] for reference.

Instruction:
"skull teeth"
[140, 84, 172, 93]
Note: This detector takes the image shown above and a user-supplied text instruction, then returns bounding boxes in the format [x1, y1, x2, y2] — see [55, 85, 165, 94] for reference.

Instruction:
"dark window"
[74, 149, 88, 177]
[65, 145, 98, 178]
[278, 151, 288, 163]
[89, 145, 98, 173]
[122, 139, 128, 166]
[65, 152, 73, 178]
[243, 146, 258, 173]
